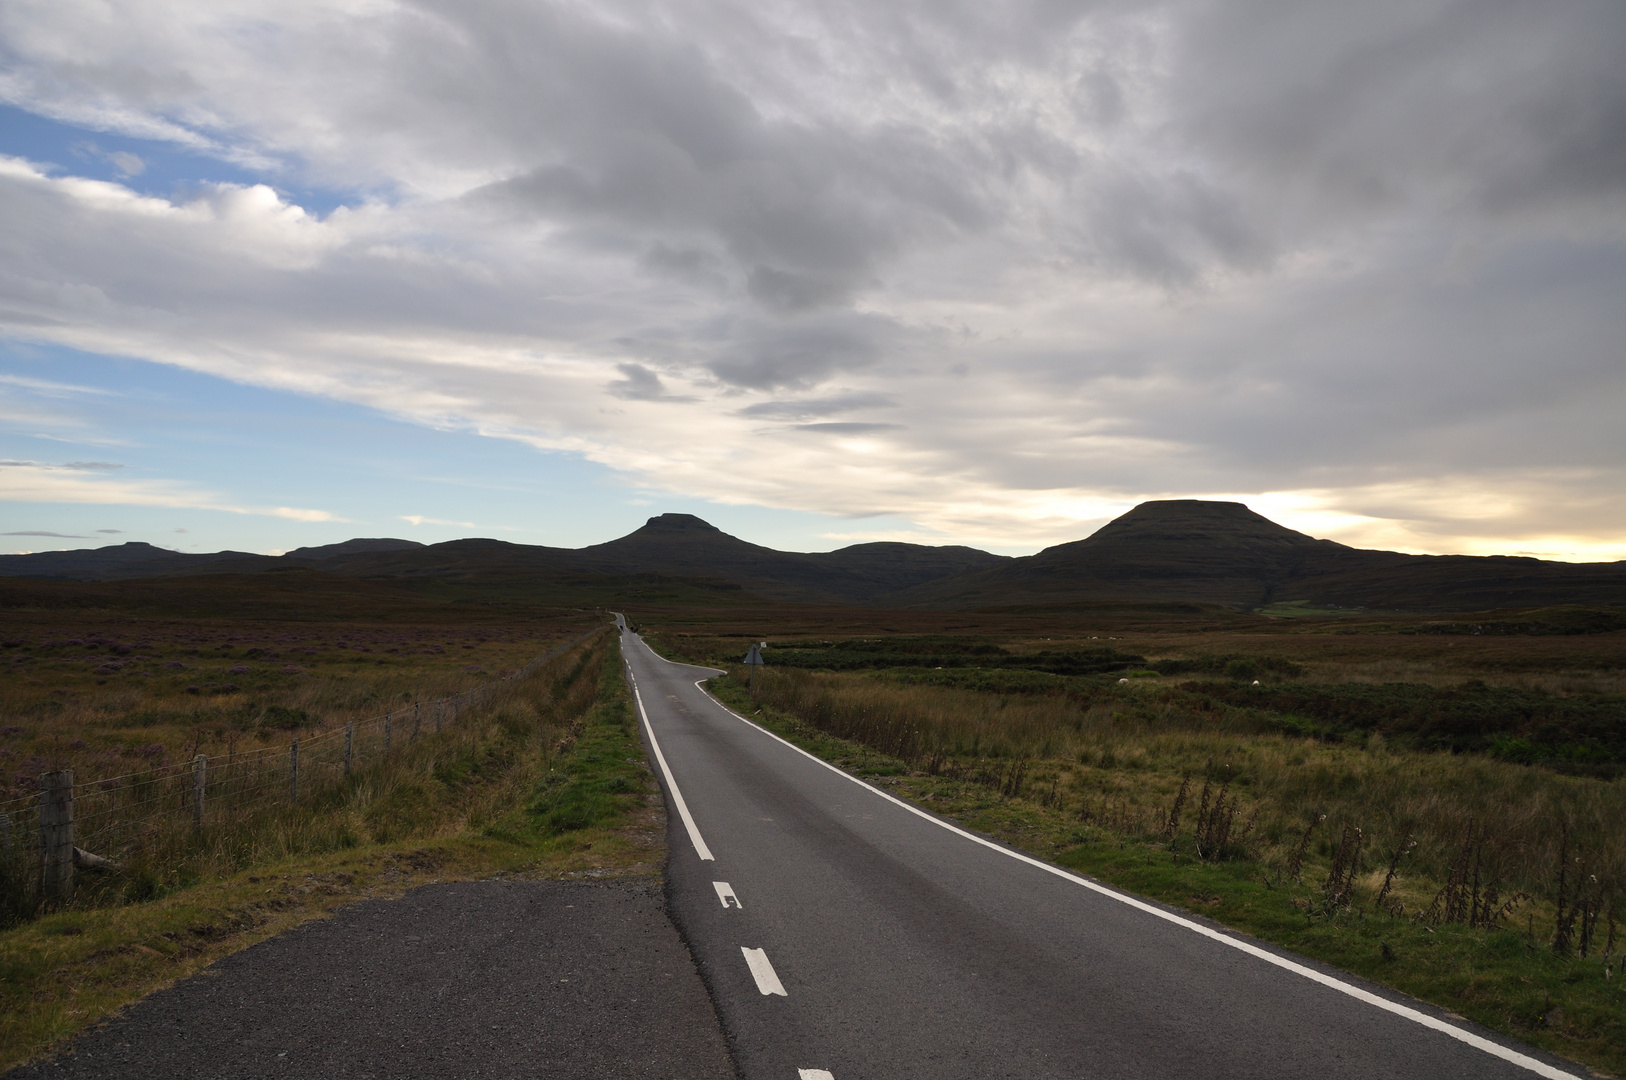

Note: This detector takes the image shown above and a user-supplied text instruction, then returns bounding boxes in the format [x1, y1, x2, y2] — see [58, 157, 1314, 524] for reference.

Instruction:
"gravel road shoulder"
[4, 879, 735, 1080]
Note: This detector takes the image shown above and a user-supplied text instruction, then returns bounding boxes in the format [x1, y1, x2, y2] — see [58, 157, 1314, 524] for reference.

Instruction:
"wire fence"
[0, 625, 606, 909]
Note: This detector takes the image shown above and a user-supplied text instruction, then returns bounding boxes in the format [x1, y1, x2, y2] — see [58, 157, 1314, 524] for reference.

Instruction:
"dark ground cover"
[761, 635, 1145, 675]
[0, 574, 600, 800]
[1193, 680, 1626, 768]
[745, 632, 1626, 771]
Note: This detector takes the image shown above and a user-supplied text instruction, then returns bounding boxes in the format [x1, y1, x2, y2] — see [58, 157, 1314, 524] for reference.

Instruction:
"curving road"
[616, 616, 1581, 1080]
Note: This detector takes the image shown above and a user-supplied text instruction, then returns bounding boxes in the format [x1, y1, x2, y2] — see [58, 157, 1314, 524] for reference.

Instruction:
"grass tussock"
[743, 665, 1624, 904]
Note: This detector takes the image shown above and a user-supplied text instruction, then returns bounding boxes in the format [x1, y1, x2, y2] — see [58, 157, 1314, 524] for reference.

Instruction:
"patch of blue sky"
[0, 342, 918, 557]
[0, 103, 358, 217]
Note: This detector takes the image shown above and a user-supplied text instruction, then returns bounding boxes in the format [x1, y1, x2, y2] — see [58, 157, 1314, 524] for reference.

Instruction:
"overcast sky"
[2, 0, 1623, 559]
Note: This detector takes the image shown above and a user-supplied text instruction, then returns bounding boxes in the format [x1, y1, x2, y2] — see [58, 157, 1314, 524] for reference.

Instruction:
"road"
[617, 617, 1581, 1080]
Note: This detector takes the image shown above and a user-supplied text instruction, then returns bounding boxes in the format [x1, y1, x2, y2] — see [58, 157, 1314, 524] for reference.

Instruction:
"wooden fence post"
[413, 702, 420, 740]
[384, 714, 392, 755]
[289, 739, 300, 804]
[192, 755, 206, 829]
[1, 811, 11, 854]
[39, 770, 73, 903]
[344, 723, 354, 776]
[435, 700, 442, 734]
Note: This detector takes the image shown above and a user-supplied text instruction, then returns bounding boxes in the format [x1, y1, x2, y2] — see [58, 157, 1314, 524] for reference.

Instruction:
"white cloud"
[0, 460, 343, 522]
[105, 150, 144, 177]
[402, 515, 476, 527]
[0, 0, 1622, 557]
[0, 373, 114, 396]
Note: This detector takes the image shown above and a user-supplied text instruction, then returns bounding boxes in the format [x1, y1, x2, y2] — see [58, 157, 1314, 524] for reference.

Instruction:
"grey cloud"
[639, 243, 728, 289]
[64, 461, 124, 470]
[97, 528, 124, 533]
[791, 422, 903, 434]
[1072, 65, 1126, 129]
[442, 2, 1008, 314]
[1073, 168, 1274, 285]
[1170, 0, 1626, 227]
[745, 266, 855, 314]
[738, 392, 899, 421]
[607, 363, 692, 402]
[3, 530, 89, 537]
[706, 313, 901, 390]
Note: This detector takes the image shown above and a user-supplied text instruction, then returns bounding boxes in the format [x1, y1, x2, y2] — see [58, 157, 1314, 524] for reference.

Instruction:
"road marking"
[625, 664, 714, 861]
[799, 1071, 835, 1079]
[741, 947, 787, 996]
[713, 881, 742, 908]
[682, 667, 1583, 1080]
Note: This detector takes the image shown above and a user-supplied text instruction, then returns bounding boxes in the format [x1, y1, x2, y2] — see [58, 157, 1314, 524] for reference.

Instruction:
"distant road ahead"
[618, 617, 1580, 1080]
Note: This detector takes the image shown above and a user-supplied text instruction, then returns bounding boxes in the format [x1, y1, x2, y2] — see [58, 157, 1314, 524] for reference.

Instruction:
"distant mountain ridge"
[3, 503, 1623, 612]
[0, 514, 1011, 605]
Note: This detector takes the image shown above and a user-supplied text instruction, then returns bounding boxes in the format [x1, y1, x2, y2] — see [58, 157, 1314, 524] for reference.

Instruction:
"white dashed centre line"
[740, 947, 787, 996]
[798, 1071, 836, 1079]
[713, 881, 741, 908]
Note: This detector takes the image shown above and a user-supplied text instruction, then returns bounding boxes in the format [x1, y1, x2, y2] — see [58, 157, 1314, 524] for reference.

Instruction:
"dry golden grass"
[744, 665, 1624, 906]
[0, 610, 599, 801]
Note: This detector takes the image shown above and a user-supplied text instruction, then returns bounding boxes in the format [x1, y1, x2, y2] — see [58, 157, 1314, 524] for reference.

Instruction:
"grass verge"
[703, 671, 1625, 1078]
[0, 636, 659, 1071]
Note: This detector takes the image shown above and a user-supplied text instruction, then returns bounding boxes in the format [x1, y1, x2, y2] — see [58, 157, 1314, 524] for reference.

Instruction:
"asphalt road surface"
[618, 616, 1583, 1080]
[6, 880, 732, 1080]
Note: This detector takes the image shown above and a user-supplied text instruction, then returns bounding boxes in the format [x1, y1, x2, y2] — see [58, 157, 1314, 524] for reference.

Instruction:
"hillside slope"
[899, 501, 1626, 612]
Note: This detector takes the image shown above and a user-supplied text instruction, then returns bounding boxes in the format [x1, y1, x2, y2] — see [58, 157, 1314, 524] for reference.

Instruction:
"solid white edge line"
[622, 654, 715, 862]
[673, 668, 1582, 1080]
[741, 946, 788, 996]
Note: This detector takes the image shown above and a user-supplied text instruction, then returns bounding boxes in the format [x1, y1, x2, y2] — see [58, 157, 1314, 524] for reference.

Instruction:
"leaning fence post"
[39, 770, 74, 903]
[344, 723, 354, 776]
[384, 714, 392, 755]
[289, 739, 300, 804]
[192, 755, 206, 829]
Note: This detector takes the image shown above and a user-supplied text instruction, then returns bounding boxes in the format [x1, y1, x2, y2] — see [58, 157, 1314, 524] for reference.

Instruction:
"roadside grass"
[0, 635, 660, 1072]
[700, 669, 1626, 1078]
[715, 663, 1626, 896]
[0, 607, 600, 804]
